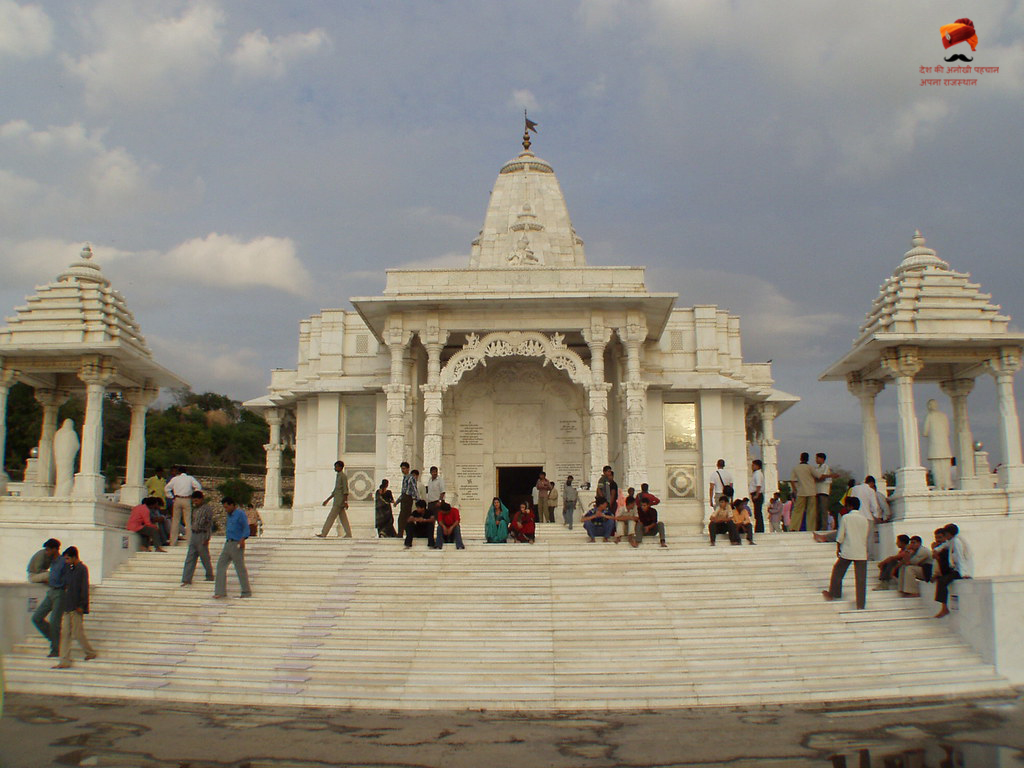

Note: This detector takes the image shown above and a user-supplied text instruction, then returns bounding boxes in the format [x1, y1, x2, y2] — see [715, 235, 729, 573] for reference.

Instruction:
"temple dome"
[469, 146, 585, 268]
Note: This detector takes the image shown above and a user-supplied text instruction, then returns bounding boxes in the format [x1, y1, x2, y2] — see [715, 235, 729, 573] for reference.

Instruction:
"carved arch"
[439, 331, 592, 390]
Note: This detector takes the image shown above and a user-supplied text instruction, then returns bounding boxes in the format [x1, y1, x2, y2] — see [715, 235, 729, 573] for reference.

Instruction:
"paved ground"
[1, 692, 1023, 767]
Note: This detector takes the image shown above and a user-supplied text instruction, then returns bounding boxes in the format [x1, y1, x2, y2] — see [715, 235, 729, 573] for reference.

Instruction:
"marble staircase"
[3, 525, 1012, 710]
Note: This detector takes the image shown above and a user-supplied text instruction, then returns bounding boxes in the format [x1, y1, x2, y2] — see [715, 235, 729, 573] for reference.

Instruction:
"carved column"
[30, 388, 68, 496]
[847, 375, 885, 482]
[583, 324, 612, 488]
[419, 327, 449, 472]
[384, 327, 413, 475]
[880, 347, 927, 492]
[986, 347, 1024, 489]
[73, 359, 117, 498]
[618, 319, 648, 489]
[939, 377, 976, 487]
[757, 402, 779, 496]
[121, 385, 159, 506]
[0, 365, 18, 495]
[263, 408, 284, 509]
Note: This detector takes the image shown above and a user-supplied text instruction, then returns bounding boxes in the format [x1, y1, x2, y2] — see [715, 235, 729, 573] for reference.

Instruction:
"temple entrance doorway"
[496, 465, 542, 518]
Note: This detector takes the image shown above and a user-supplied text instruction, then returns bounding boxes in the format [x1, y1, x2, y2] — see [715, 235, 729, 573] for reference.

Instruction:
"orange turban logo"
[941, 18, 978, 52]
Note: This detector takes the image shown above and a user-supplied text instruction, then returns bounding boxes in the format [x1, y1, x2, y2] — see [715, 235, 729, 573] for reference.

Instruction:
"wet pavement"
[0, 692, 1022, 767]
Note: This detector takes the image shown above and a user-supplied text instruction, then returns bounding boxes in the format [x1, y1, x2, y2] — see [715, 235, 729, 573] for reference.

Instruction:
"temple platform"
[2, 525, 1012, 710]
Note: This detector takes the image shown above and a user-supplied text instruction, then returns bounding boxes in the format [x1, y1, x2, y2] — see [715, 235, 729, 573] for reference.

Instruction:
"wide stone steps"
[3, 527, 1012, 710]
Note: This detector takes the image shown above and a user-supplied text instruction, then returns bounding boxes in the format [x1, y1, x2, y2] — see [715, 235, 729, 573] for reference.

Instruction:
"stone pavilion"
[247, 133, 798, 531]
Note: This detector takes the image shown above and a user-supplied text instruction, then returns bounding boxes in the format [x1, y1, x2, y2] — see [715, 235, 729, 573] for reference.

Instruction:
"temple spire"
[522, 110, 538, 151]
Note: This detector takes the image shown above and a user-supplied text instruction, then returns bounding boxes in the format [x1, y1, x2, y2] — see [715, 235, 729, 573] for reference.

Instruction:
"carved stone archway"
[439, 331, 591, 390]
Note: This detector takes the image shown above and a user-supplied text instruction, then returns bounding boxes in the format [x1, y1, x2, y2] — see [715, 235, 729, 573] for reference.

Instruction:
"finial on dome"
[81, 243, 93, 260]
[522, 110, 538, 151]
[895, 228, 949, 274]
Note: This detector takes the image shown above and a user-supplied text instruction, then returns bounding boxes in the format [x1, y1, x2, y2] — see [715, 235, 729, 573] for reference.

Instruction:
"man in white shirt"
[708, 459, 734, 509]
[816, 497, 870, 609]
[425, 466, 445, 514]
[933, 523, 972, 618]
[164, 465, 202, 546]
[749, 459, 765, 533]
[811, 452, 837, 531]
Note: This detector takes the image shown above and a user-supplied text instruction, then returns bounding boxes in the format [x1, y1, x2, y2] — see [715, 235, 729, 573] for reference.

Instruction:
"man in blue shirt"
[213, 496, 252, 598]
[30, 538, 66, 657]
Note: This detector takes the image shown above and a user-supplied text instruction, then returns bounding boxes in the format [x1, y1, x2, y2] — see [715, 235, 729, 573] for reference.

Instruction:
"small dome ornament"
[81, 243, 94, 260]
[895, 229, 949, 274]
[57, 241, 108, 285]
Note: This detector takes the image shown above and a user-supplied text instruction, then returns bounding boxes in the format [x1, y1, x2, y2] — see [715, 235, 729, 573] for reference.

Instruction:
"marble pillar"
[31, 388, 67, 495]
[880, 347, 927, 492]
[619, 319, 648, 489]
[263, 408, 284, 509]
[757, 402, 779, 496]
[0, 366, 17, 495]
[986, 347, 1024, 489]
[121, 385, 159, 506]
[384, 327, 412, 474]
[583, 324, 612, 489]
[420, 327, 448, 472]
[939, 377, 976, 487]
[73, 359, 117, 498]
[847, 375, 885, 482]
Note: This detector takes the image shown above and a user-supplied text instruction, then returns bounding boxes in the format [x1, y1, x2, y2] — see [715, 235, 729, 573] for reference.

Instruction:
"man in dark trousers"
[29, 538, 64, 658]
[816, 497, 870, 609]
[397, 461, 419, 536]
[214, 496, 252, 598]
[54, 546, 97, 668]
[181, 490, 215, 586]
[404, 499, 437, 548]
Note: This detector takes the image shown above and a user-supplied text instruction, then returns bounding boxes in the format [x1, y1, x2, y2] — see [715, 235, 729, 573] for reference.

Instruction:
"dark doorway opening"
[497, 466, 542, 518]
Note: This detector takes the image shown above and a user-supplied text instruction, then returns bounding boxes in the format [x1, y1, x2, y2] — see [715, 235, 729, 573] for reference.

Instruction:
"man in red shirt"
[434, 502, 465, 550]
[127, 497, 165, 552]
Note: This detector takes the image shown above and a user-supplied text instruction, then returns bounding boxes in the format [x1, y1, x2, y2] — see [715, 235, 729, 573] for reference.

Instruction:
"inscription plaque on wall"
[455, 463, 484, 509]
[458, 422, 484, 448]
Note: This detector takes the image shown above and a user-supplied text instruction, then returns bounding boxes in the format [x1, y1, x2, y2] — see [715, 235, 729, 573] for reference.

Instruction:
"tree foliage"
[2, 385, 271, 481]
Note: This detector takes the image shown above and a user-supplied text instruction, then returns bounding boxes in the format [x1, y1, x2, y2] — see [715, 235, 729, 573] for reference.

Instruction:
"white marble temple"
[246, 137, 798, 532]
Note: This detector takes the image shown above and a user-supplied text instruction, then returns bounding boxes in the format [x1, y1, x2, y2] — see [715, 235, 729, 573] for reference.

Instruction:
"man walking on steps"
[54, 547, 97, 668]
[397, 461, 418, 536]
[317, 460, 351, 538]
[816, 497, 870, 610]
[181, 490, 215, 585]
[214, 497, 252, 599]
[30, 538, 65, 658]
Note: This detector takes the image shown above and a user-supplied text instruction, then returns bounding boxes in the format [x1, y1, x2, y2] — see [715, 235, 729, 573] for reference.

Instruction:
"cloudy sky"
[2, 0, 1023, 477]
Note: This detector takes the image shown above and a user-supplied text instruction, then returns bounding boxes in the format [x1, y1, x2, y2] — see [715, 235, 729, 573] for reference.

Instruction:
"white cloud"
[0, 1, 52, 59]
[510, 89, 539, 112]
[1, 234, 312, 297]
[165, 233, 312, 296]
[148, 334, 265, 393]
[64, 1, 225, 108]
[229, 28, 330, 79]
[0, 120, 154, 220]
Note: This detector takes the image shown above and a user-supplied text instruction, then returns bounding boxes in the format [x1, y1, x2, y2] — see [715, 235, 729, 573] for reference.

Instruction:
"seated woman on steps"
[510, 502, 536, 543]
[484, 497, 510, 543]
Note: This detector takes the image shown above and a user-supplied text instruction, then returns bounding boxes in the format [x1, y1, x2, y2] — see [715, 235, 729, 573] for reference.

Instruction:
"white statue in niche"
[53, 419, 80, 497]
[922, 399, 953, 490]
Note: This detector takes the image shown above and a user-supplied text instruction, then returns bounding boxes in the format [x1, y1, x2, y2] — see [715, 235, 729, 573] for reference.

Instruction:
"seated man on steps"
[897, 535, 932, 597]
[875, 534, 910, 590]
[629, 497, 668, 548]
[709, 495, 740, 546]
[582, 498, 615, 542]
[126, 497, 166, 552]
[434, 502, 465, 550]
[404, 499, 437, 549]
[732, 498, 755, 545]
[933, 522, 972, 618]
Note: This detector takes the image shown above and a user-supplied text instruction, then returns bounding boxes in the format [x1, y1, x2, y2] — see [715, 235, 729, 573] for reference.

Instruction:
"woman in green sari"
[484, 497, 510, 543]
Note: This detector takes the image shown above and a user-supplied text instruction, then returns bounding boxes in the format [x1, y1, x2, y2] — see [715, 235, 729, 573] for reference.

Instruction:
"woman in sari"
[484, 497, 510, 543]
[374, 479, 399, 538]
[510, 502, 536, 543]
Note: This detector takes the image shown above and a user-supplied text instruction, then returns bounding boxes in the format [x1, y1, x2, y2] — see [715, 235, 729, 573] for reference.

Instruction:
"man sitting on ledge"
[709, 494, 739, 546]
[898, 536, 933, 597]
[404, 499, 437, 549]
[127, 497, 166, 552]
[434, 502, 465, 550]
[582, 498, 616, 542]
[875, 534, 911, 590]
[933, 523, 972, 618]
